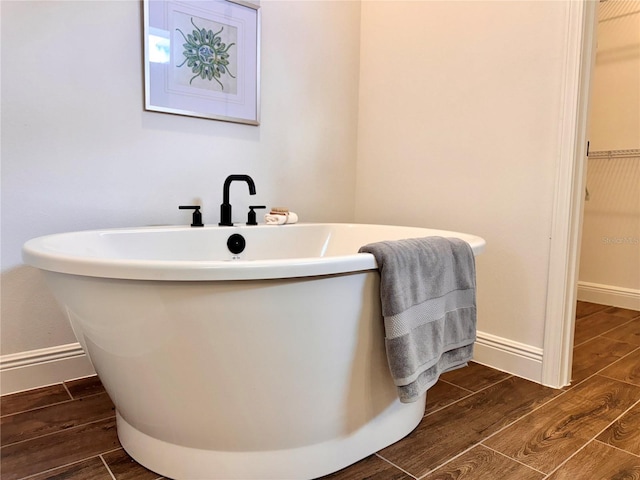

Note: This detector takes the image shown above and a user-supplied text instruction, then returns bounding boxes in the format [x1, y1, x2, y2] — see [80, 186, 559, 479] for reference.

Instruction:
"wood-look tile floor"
[2, 302, 639, 479]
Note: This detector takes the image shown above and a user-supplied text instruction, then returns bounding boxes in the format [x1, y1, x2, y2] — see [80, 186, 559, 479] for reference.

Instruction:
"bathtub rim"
[22, 222, 486, 281]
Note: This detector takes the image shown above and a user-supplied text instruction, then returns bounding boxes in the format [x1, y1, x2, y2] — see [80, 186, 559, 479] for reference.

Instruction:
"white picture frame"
[144, 0, 260, 125]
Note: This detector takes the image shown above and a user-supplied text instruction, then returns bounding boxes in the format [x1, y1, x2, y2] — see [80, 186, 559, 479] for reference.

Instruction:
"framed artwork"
[143, 0, 260, 125]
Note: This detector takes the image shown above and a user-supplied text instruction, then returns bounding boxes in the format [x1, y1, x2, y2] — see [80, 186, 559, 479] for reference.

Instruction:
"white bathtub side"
[42, 269, 425, 479]
[24, 223, 485, 478]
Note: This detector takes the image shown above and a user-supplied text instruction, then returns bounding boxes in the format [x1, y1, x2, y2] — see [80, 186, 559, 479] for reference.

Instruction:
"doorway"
[543, 0, 640, 388]
[541, 0, 598, 388]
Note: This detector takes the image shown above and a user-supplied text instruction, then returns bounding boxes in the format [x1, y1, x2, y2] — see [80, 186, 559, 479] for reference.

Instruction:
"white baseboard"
[0, 343, 95, 395]
[2, 333, 545, 396]
[577, 282, 640, 311]
[473, 331, 544, 384]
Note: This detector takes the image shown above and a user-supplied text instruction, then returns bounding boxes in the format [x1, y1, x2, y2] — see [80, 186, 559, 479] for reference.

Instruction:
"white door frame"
[541, 0, 599, 388]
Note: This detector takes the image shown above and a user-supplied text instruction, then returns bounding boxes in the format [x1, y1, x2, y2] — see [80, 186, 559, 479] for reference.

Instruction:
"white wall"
[578, 0, 640, 309]
[355, 0, 571, 374]
[1, 0, 361, 359]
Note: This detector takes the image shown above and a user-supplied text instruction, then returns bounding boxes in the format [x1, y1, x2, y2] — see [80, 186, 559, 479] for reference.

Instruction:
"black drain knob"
[227, 234, 246, 254]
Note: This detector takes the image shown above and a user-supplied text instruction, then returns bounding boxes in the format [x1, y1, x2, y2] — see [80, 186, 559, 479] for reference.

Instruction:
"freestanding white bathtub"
[23, 223, 485, 479]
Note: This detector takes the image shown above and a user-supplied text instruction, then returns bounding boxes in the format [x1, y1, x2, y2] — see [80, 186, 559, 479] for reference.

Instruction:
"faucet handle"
[179, 205, 204, 227]
[247, 205, 266, 226]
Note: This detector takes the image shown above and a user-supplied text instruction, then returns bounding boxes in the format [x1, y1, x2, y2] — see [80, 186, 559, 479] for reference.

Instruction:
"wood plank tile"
[483, 395, 596, 473]
[604, 307, 640, 320]
[1, 384, 71, 417]
[546, 440, 640, 480]
[483, 375, 640, 474]
[0, 417, 120, 480]
[319, 454, 411, 479]
[26, 457, 113, 480]
[377, 376, 558, 478]
[1, 392, 115, 445]
[102, 448, 165, 480]
[439, 362, 510, 392]
[600, 348, 640, 386]
[65, 376, 107, 399]
[421, 445, 544, 480]
[424, 380, 471, 416]
[570, 337, 637, 386]
[569, 372, 640, 403]
[601, 318, 640, 346]
[597, 402, 640, 456]
[573, 310, 635, 346]
[575, 301, 608, 319]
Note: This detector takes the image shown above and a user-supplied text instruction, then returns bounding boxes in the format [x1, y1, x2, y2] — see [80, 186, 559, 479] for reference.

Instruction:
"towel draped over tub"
[358, 237, 477, 403]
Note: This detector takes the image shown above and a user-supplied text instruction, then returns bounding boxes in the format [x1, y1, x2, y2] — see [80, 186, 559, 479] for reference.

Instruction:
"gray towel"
[358, 237, 477, 403]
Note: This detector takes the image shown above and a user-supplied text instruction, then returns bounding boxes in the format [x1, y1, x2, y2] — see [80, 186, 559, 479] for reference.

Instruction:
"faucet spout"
[219, 175, 257, 226]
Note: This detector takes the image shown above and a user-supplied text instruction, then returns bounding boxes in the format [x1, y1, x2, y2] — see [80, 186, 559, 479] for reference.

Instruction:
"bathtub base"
[117, 395, 426, 480]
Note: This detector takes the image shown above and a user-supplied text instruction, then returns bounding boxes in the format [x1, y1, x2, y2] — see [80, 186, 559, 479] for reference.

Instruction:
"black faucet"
[219, 175, 256, 226]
